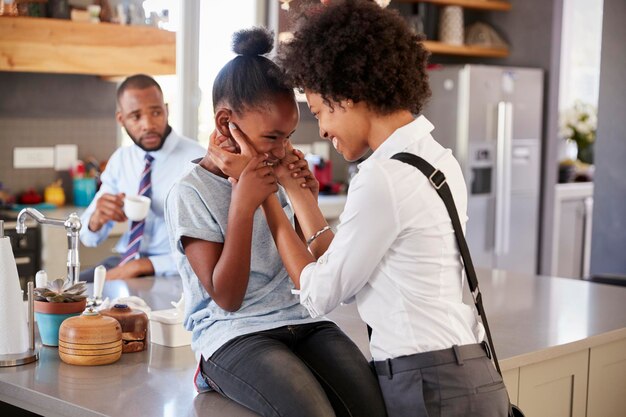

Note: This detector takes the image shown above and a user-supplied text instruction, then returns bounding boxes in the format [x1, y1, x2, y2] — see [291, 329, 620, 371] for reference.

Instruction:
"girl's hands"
[208, 122, 258, 180]
[209, 123, 319, 199]
[230, 155, 278, 213]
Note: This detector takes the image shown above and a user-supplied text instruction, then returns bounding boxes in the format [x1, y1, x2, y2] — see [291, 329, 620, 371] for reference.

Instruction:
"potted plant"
[34, 279, 87, 346]
[560, 100, 597, 165]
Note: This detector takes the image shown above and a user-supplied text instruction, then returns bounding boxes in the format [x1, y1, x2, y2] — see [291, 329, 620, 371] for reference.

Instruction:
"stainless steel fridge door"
[494, 140, 541, 274]
[501, 68, 544, 142]
[466, 66, 543, 274]
[492, 68, 543, 275]
[425, 65, 543, 274]
[466, 65, 505, 145]
[424, 66, 461, 152]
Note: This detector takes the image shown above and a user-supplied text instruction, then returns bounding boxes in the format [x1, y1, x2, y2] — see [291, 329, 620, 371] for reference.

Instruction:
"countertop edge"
[500, 326, 626, 370]
[0, 380, 107, 417]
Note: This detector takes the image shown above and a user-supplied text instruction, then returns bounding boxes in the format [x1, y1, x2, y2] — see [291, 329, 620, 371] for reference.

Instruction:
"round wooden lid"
[59, 308, 122, 346]
[100, 304, 148, 336]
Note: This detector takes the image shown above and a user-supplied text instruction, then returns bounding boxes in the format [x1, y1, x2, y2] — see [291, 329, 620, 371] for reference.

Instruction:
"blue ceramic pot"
[35, 312, 81, 346]
[34, 299, 87, 347]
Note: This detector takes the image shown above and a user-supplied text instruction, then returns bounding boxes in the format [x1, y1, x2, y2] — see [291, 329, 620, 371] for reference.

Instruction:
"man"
[79, 74, 205, 281]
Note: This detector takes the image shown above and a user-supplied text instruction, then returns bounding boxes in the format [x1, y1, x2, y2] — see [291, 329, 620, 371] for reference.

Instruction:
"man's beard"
[127, 125, 172, 152]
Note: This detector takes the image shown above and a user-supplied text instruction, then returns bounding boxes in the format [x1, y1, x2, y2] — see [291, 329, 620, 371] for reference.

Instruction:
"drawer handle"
[15, 256, 31, 265]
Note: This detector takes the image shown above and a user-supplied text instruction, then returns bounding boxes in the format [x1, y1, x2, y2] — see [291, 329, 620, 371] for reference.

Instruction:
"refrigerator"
[423, 65, 544, 275]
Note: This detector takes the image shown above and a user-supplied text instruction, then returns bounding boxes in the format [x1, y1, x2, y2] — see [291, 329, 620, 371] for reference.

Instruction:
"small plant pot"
[34, 300, 87, 347]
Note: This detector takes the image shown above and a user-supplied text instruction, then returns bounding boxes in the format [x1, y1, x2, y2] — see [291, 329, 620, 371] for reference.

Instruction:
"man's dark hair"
[279, 0, 431, 115]
[213, 27, 294, 114]
[117, 74, 163, 105]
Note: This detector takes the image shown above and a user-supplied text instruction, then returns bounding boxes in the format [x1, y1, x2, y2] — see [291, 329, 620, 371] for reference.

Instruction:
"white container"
[149, 309, 192, 347]
[439, 6, 464, 45]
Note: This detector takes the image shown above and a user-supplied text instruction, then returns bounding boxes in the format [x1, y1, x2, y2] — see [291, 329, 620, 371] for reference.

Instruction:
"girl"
[164, 27, 386, 417]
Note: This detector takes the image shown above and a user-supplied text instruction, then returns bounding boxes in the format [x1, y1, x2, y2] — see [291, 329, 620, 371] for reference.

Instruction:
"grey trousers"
[373, 342, 509, 417]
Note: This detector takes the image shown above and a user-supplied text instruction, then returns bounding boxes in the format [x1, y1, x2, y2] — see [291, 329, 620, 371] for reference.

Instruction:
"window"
[119, 0, 260, 147]
[559, 0, 604, 110]
[197, 1, 259, 146]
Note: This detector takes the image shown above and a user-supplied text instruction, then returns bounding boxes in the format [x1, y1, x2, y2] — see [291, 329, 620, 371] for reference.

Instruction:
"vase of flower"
[577, 143, 594, 165]
[560, 101, 597, 165]
[34, 279, 87, 346]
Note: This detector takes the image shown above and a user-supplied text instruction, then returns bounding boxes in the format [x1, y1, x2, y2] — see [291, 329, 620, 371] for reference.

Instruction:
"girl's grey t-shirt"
[165, 164, 322, 361]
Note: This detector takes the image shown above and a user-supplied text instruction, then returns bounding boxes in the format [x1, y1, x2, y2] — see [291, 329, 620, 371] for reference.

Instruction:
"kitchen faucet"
[16, 208, 82, 285]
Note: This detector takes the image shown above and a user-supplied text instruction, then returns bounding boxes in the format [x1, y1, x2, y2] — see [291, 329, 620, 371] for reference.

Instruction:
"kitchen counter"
[2, 270, 626, 417]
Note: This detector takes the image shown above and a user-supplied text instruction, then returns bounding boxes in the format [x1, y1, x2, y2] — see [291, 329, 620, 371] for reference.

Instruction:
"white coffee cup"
[124, 195, 151, 221]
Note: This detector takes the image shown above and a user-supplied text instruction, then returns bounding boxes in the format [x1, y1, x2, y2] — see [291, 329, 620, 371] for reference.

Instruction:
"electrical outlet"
[13, 147, 55, 169]
[55, 144, 78, 171]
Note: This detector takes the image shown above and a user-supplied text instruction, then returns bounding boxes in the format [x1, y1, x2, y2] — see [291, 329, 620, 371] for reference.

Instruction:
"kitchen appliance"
[424, 65, 544, 275]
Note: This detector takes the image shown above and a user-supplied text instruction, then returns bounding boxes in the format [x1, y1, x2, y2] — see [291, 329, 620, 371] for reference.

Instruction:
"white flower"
[559, 100, 597, 145]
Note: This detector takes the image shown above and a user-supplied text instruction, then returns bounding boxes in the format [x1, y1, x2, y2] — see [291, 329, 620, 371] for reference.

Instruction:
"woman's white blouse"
[299, 116, 484, 361]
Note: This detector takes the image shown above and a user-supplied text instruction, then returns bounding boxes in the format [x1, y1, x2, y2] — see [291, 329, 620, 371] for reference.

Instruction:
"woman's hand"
[208, 122, 258, 180]
[230, 155, 278, 214]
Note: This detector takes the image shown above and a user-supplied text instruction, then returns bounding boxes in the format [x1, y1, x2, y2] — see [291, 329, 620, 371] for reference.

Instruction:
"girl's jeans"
[201, 321, 387, 417]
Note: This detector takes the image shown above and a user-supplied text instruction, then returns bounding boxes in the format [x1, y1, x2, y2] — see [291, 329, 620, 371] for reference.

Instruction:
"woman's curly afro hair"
[279, 0, 431, 115]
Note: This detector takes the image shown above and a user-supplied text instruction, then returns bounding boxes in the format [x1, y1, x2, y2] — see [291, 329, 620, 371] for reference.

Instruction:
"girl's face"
[305, 90, 370, 162]
[228, 94, 299, 164]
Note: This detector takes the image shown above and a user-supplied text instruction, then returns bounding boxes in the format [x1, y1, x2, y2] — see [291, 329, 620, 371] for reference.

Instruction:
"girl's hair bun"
[232, 27, 274, 57]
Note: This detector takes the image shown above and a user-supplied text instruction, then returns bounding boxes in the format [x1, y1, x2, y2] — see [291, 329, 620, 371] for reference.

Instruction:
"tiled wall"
[0, 73, 118, 199]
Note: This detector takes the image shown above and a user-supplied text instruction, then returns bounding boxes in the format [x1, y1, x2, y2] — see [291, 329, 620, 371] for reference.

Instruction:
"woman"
[245, 1, 511, 416]
[164, 27, 386, 417]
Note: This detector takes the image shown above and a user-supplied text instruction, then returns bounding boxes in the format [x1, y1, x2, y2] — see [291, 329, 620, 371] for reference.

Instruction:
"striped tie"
[119, 153, 154, 266]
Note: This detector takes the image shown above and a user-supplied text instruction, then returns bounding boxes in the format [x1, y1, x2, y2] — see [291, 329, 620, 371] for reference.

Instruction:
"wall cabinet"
[0, 17, 175, 77]
[394, 0, 511, 11]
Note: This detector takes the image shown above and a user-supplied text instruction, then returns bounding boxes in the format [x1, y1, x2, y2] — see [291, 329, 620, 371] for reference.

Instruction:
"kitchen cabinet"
[551, 183, 593, 279]
[0, 17, 175, 77]
[393, 0, 510, 57]
[587, 338, 626, 417]
[502, 368, 519, 405]
[517, 349, 588, 417]
[505, 338, 626, 417]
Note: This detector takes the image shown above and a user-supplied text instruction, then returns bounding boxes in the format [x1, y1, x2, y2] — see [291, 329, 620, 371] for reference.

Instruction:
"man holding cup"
[79, 74, 204, 281]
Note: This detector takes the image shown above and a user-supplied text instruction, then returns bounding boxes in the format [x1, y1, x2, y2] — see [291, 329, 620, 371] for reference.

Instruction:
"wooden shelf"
[423, 40, 509, 57]
[394, 0, 511, 11]
[0, 17, 176, 77]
